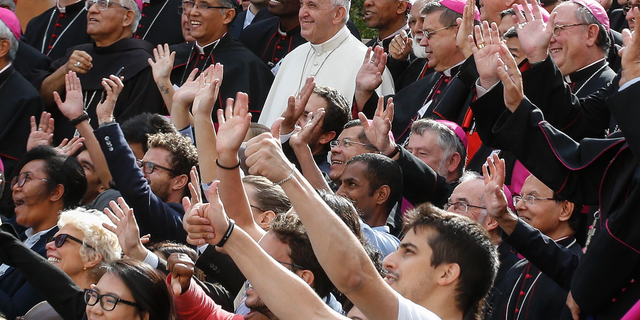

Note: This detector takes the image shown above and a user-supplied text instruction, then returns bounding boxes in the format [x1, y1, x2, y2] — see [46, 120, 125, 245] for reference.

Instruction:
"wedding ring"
[518, 22, 527, 29]
[74, 61, 81, 67]
[204, 82, 211, 86]
[477, 43, 486, 49]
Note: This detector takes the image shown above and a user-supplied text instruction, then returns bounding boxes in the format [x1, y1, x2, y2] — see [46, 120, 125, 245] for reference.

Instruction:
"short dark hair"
[218, 0, 240, 24]
[499, 8, 516, 20]
[147, 132, 199, 177]
[270, 212, 335, 298]
[105, 259, 174, 320]
[551, 193, 582, 232]
[314, 86, 351, 139]
[503, 26, 518, 39]
[242, 175, 291, 214]
[342, 120, 379, 153]
[345, 153, 403, 213]
[13, 146, 87, 209]
[121, 113, 178, 154]
[403, 204, 498, 320]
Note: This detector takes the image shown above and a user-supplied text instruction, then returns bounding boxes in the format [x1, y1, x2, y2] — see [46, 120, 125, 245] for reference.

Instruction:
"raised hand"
[290, 109, 326, 150]
[96, 74, 125, 125]
[26, 112, 54, 152]
[216, 92, 252, 162]
[182, 197, 213, 246]
[173, 69, 200, 108]
[245, 119, 295, 184]
[468, 21, 504, 89]
[389, 30, 412, 61]
[280, 76, 315, 135]
[167, 252, 195, 296]
[148, 44, 176, 85]
[54, 71, 85, 120]
[482, 153, 509, 220]
[192, 63, 224, 119]
[357, 97, 396, 156]
[187, 166, 203, 204]
[456, 0, 477, 58]
[203, 181, 233, 246]
[356, 46, 387, 93]
[55, 136, 85, 156]
[497, 44, 524, 112]
[512, 0, 556, 63]
[619, 18, 640, 86]
[102, 197, 148, 261]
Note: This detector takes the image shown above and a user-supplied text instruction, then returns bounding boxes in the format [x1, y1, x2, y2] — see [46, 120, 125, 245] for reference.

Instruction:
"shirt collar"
[376, 24, 409, 45]
[442, 59, 464, 77]
[24, 225, 57, 246]
[195, 36, 224, 54]
[0, 62, 12, 75]
[309, 26, 349, 53]
[564, 58, 606, 83]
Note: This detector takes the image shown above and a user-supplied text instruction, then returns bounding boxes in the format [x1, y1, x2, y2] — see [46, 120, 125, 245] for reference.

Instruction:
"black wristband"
[216, 219, 235, 247]
[385, 145, 400, 158]
[216, 158, 241, 170]
[70, 112, 89, 126]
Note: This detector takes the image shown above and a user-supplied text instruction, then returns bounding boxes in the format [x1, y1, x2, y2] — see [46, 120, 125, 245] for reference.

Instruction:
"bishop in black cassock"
[133, 0, 184, 46]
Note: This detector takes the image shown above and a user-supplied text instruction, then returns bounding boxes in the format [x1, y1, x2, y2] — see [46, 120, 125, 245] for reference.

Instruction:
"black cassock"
[170, 34, 274, 122]
[30, 38, 164, 142]
[134, 0, 184, 46]
[0, 67, 45, 176]
[472, 69, 640, 319]
[239, 17, 306, 69]
[23, 1, 92, 61]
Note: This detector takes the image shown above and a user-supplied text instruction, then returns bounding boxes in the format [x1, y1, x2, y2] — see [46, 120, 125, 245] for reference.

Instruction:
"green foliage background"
[350, 0, 377, 40]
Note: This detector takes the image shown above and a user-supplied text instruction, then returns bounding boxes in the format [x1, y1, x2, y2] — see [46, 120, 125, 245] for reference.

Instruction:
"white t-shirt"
[397, 295, 442, 320]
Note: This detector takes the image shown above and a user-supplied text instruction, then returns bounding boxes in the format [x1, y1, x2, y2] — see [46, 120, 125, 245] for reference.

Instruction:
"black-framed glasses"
[84, 288, 138, 311]
[329, 138, 378, 151]
[136, 160, 178, 175]
[444, 201, 486, 213]
[552, 23, 587, 36]
[623, 1, 640, 14]
[11, 172, 50, 189]
[85, 0, 130, 10]
[276, 260, 305, 270]
[422, 25, 456, 40]
[48, 234, 95, 250]
[513, 195, 556, 207]
[182, 1, 231, 11]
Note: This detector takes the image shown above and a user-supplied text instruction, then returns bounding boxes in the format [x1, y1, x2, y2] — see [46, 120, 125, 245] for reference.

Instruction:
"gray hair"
[119, 0, 142, 33]
[410, 119, 467, 179]
[0, 19, 17, 62]
[330, 0, 350, 24]
[567, 1, 610, 56]
[0, 0, 15, 11]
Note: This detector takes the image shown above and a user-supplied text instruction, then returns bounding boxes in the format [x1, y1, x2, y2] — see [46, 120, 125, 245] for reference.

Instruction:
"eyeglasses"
[84, 288, 138, 311]
[136, 160, 178, 175]
[47, 234, 95, 250]
[85, 0, 130, 10]
[250, 204, 266, 212]
[182, 1, 231, 11]
[513, 194, 556, 206]
[552, 23, 587, 36]
[11, 172, 50, 189]
[422, 25, 456, 40]
[623, 1, 640, 14]
[329, 138, 378, 150]
[444, 201, 486, 213]
[276, 260, 305, 270]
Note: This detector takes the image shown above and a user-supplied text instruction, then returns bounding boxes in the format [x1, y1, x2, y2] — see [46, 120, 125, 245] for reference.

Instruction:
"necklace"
[179, 40, 221, 85]
[41, 7, 86, 55]
[296, 35, 349, 95]
[572, 62, 608, 96]
[138, 0, 170, 40]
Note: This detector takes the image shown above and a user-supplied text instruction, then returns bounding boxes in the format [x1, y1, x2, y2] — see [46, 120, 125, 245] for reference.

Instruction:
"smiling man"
[169, 0, 274, 122]
[363, 0, 409, 52]
[257, 0, 394, 126]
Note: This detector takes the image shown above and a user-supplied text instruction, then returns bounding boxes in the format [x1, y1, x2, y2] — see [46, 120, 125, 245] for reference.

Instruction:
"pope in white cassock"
[258, 0, 395, 126]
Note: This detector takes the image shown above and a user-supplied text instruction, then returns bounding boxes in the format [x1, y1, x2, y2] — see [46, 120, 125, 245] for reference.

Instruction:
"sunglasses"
[48, 234, 95, 250]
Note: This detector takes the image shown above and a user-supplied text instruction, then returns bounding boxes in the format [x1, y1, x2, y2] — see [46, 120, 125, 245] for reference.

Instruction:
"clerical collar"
[442, 60, 464, 77]
[57, 0, 82, 12]
[310, 26, 349, 53]
[143, 0, 150, 3]
[195, 36, 223, 54]
[564, 58, 606, 84]
[375, 24, 409, 47]
[0, 62, 12, 75]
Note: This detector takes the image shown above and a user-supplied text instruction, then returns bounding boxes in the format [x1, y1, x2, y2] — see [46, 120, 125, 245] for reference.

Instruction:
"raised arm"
[192, 64, 221, 184]
[244, 125, 401, 320]
[148, 44, 178, 113]
[354, 46, 388, 110]
[290, 110, 332, 191]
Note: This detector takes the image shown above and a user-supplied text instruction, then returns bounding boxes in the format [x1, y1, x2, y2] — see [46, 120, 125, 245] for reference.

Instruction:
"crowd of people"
[0, 0, 639, 317]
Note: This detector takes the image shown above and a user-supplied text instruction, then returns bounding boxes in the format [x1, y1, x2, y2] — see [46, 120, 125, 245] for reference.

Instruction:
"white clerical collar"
[56, 0, 81, 12]
[143, 0, 150, 3]
[310, 26, 349, 53]
[195, 36, 223, 54]
[0, 62, 12, 75]
[564, 58, 606, 83]
[443, 59, 464, 77]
